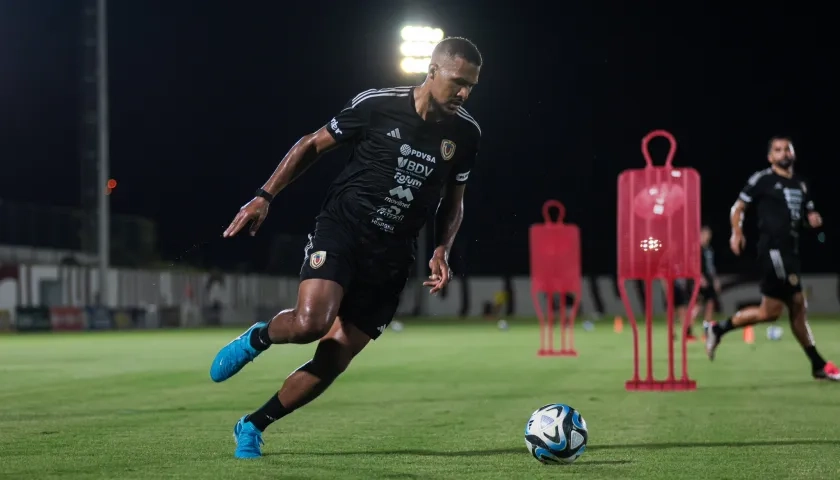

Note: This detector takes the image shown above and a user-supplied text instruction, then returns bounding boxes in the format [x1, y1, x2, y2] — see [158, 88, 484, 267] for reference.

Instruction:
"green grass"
[2, 317, 840, 479]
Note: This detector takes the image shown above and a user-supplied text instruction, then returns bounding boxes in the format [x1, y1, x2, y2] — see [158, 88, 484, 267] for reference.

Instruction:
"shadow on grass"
[266, 439, 840, 458]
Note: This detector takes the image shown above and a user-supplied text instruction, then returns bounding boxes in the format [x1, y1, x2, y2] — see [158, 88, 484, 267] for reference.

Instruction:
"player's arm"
[802, 182, 823, 228]
[425, 181, 465, 295]
[426, 137, 478, 294]
[259, 128, 339, 196]
[223, 95, 368, 238]
[261, 99, 370, 197]
[434, 182, 466, 256]
[433, 139, 478, 257]
[729, 172, 762, 255]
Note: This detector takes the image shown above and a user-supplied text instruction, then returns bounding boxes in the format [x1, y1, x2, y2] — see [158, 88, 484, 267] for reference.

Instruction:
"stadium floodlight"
[399, 25, 444, 74]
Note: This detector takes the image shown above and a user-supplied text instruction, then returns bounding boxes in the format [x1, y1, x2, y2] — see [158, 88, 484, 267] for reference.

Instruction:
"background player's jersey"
[738, 168, 815, 254]
[701, 245, 716, 281]
[321, 86, 481, 242]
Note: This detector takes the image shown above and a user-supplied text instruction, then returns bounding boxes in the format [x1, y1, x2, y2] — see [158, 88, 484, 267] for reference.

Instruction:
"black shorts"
[758, 248, 802, 301]
[663, 280, 692, 308]
[699, 285, 719, 303]
[673, 280, 691, 308]
[299, 218, 413, 340]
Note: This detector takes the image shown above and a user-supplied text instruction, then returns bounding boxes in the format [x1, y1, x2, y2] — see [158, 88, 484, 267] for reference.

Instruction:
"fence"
[1, 262, 838, 332]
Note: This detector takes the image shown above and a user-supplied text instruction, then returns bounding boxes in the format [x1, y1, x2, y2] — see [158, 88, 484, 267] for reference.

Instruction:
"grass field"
[2, 317, 840, 479]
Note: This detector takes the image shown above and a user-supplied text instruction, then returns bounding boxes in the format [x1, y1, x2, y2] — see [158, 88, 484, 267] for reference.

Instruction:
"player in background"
[705, 136, 840, 381]
[669, 279, 696, 341]
[698, 226, 721, 328]
[209, 37, 484, 458]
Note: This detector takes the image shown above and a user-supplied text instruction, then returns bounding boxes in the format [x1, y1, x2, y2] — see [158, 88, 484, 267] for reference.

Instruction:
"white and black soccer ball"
[524, 403, 588, 464]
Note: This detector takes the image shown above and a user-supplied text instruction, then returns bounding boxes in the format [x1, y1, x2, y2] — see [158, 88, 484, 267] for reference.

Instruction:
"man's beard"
[777, 158, 794, 169]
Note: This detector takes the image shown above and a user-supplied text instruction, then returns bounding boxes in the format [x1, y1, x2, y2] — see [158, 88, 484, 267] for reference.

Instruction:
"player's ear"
[428, 63, 437, 79]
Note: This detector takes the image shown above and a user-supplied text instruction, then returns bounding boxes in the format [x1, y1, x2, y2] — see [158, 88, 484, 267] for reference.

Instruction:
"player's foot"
[813, 361, 840, 381]
[210, 322, 267, 382]
[704, 322, 720, 361]
[233, 415, 264, 459]
[685, 334, 698, 343]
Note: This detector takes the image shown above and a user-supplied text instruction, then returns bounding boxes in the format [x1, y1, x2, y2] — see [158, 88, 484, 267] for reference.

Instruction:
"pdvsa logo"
[400, 144, 436, 164]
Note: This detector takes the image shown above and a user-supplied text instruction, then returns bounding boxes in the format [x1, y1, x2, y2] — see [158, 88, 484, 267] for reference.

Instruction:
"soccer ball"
[524, 403, 588, 464]
[766, 325, 783, 341]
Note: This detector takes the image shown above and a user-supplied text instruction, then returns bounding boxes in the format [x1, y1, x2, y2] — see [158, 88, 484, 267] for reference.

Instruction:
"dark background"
[1, 1, 835, 276]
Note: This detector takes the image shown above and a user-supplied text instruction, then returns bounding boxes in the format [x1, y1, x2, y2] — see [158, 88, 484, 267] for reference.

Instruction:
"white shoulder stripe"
[456, 108, 481, 136]
[747, 168, 771, 186]
[349, 91, 409, 109]
[351, 86, 412, 104]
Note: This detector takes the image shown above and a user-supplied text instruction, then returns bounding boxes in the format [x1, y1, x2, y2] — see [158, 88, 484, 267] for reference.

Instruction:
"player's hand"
[424, 247, 451, 295]
[730, 232, 745, 256]
[223, 197, 270, 238]
[808, 211, 823, 228]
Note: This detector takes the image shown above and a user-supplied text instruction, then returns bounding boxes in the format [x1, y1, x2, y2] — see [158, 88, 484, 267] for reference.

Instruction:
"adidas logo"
[387, 128, 401, 139]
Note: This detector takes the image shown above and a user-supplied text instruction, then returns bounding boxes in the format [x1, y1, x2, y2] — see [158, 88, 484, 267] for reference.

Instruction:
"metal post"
[96, 0, 109, 306]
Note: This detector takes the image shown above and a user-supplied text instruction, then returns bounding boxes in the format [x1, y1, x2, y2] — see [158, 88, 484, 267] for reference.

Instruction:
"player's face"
[700, 229, 711, 245]
[429, 55, 480, 115]
[768, 139, 795, 169]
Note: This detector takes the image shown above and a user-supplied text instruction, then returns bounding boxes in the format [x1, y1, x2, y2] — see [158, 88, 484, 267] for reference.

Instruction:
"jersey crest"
[441, 139, 456, 161]
[310, 251, 327, 269]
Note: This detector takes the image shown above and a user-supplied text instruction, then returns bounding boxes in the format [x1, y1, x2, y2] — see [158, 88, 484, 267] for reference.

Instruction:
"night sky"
[1, 2, 835, 276]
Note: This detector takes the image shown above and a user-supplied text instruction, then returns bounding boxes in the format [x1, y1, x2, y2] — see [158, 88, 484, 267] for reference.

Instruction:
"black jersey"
[701, 245, 716, 280]
[320, 86, 481, 242]
[738, 168, 816, 254]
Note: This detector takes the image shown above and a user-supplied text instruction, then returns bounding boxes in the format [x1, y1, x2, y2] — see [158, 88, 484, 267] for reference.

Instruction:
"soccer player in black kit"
[208, 37, 484, 458]
[705, 136, 840, 381]
[698, 226, 721, 326]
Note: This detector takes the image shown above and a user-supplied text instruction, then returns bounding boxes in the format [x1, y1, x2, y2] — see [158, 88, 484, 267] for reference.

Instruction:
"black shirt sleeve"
[451, 138, 479, 186]
[739, 170, 767, 206]
[324, 91, 374, 144]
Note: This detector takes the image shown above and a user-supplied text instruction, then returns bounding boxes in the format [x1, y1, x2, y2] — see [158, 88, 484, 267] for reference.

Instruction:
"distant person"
[698, 226, 721, 326]
[209, 37, 485, 458]
[705, 136, 838, 381]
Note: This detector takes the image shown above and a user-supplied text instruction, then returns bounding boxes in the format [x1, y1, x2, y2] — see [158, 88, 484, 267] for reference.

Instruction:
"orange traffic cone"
[743, 325, 754, 344]
[613, 316, 623, 333]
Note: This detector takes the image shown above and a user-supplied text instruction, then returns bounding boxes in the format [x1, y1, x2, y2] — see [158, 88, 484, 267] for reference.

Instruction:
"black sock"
[249, 323, 272, 351]
[713, 317, 735, 337]
[805, 346, 827, 371]
[246, 393, 292, 432]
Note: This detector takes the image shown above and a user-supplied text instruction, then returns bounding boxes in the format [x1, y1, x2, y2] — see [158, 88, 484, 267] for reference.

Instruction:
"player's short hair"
[767, 135, 792, 153]
[433, 37, 483, 67]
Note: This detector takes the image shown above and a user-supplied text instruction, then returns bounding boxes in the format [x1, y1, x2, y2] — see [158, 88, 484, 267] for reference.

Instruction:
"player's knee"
[758, 305, 783, 322]
[788, 295, 807, 321]
[292, 307, 334, 343]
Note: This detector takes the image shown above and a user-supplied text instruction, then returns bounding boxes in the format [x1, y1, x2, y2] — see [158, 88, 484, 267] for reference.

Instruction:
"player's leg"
[671, 281, 694, 340]
[702, 286, 718, 325]
[705, 295, 784, 359]
[232, 273, 405, 458]
[210, 225, 354, 382]
[786, 293, 840, 381]
[209, 279, 344, 382]
[707, 250, 789, 360]
[232, 316, 372, 458]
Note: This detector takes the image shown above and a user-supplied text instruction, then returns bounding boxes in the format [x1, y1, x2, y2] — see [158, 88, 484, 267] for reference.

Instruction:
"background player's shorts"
[672, 280, 690, 308]
[299, 218, 412, 340]
[758, 248, 802, 301]
[699, 283, 718, 303]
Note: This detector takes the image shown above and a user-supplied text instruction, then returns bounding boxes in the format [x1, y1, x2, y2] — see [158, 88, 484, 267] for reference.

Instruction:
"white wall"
[1, 264, 838, 317]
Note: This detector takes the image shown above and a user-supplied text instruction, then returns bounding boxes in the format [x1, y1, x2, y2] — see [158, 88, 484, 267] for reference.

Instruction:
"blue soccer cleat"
[210, 322, 267, 382]
[233, 415, 264, 459]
